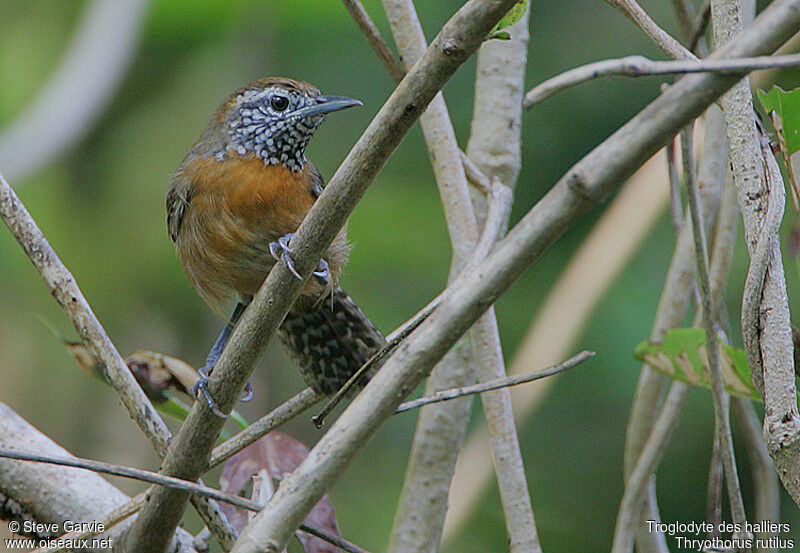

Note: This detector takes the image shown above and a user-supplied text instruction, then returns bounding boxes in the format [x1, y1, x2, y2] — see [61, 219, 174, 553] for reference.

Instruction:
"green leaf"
[633, 328, 761, 401]
[757, 86, 800, 155]
[489, 0, 527, 39]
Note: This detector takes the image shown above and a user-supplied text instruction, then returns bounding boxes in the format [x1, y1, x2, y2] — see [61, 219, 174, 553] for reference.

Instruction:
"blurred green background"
[1, 0, 799, 551]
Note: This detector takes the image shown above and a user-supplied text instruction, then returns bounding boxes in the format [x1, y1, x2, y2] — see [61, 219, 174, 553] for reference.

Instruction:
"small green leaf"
[757, 86, 800, 155]
[489, 0, 527, 39]
[633, 328, 761, 401]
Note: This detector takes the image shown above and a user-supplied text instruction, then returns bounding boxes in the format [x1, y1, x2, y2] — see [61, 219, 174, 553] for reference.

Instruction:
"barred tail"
[278, 286, 385, 395]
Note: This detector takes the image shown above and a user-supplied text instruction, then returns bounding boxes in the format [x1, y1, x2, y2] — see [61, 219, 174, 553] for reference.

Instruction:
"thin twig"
[732, 397, 780, 548]
[210, 388, 322, 468]
[620, 105, 727, 553]
[523, 53, 800, 108]
[444, 152, 671, 546]
[395, 351, 594, 413]
[682, 124, 748, 532]
[705, 431, 723, 537]
[666, 136, 684, 235]
[606, 0, 697, 60]
[0, 448, 257, 512]
[339, 0, 405, 82]
[230, 4, 800, 551]
[0, 449, 371, 553]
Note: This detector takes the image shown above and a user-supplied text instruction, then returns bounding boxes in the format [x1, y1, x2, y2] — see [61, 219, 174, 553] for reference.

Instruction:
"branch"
[606, 0, 697, 60]
[339, 0, 494, 198]
[230, 3, 800, 551]
[340, 0, 405, 82]
[622, 106, 727, 553]
[523, 53, 800, 108]
[124, 1, 525, 551]
[395, 351, 594, 413]
[0, 402, 197, 553]
[377, 1, 535, 550]
[613, 383, 690, 553]
[732, 397, 780, 546]
[314, 175, 511, 425]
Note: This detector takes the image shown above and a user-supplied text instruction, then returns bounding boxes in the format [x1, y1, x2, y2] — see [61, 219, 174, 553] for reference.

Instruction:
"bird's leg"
[192, 298, 251, 417]
[269, 232, 330, 284]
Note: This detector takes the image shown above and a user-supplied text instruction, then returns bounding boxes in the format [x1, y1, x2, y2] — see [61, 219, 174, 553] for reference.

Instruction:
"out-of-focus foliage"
[634, 328, 762, 401]
[1, 1, 799, 552]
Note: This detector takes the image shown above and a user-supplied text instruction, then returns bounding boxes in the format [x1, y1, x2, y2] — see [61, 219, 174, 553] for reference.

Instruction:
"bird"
[166, 77, 386, 415]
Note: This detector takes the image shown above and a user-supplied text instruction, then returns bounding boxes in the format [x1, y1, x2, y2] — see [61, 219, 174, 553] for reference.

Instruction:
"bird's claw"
[191, 366, 227, 418]
[269, 233, 330, 284]
[269, 233, 302, 280]
[313, 259, 330, 284]
[241, 381, 253, 402]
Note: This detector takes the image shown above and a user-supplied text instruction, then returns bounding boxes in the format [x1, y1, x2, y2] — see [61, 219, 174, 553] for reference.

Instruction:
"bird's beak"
[290, 96, 363, 119]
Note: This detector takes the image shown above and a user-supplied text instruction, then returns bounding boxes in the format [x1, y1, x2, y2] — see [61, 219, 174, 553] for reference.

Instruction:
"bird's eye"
[271, 95, 289, 111]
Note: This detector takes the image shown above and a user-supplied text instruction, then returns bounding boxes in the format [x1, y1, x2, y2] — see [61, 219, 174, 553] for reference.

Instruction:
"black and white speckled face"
[227, 86, 324, 172]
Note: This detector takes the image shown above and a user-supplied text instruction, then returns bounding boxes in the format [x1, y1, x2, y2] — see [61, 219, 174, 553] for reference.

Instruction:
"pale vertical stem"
[463, 11, 540, 553]
[377, 2, 482, 552]
[466, 13, 529, 226]
[381, 2, 538, 552]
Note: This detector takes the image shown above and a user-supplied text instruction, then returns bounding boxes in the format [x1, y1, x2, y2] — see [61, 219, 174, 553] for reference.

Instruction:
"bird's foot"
[269, 233, 302, 280]
[191, 365, 226, 418]
[312, 259, 330, 285]
[269, 232, 330, 284]
[241, 381, 253, 402]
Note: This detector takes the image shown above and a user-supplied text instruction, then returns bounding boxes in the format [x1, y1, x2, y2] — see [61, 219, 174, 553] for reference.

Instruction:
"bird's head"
[221, 77, 362, 172]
